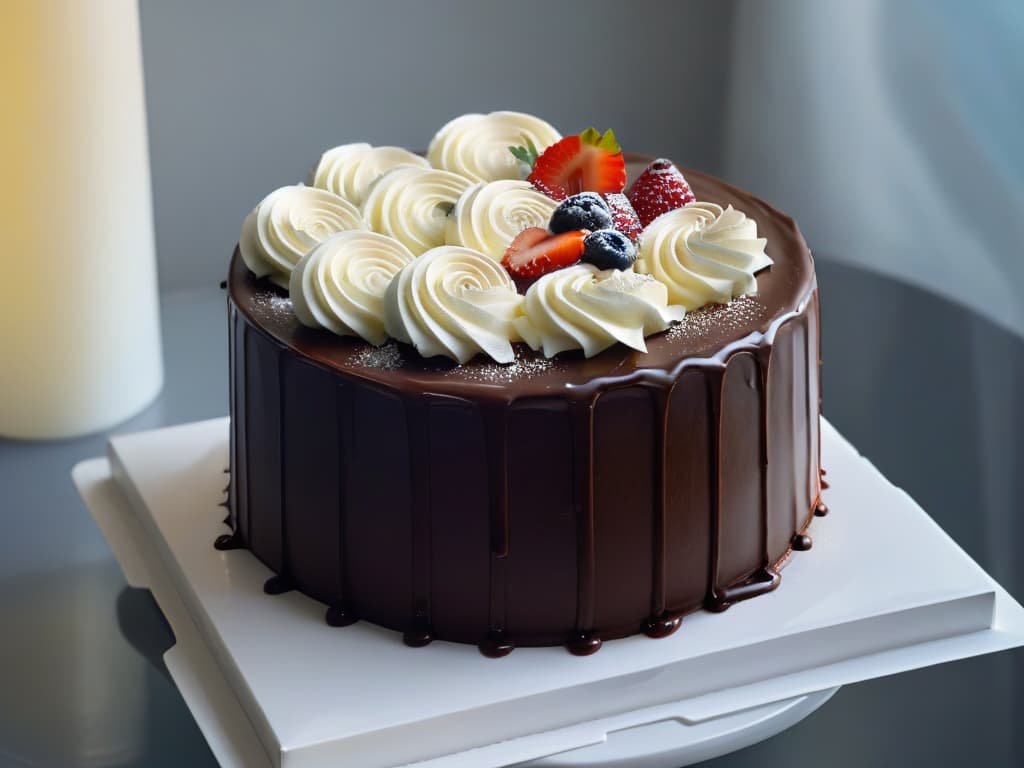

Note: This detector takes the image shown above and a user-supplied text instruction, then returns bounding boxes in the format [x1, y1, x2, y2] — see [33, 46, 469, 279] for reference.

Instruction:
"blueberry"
[549, 192, 613, 234]
[582, 229, 637, 271]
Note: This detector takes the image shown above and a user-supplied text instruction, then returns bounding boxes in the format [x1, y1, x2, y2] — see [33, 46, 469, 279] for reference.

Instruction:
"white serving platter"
[73, 418, 1024, 768]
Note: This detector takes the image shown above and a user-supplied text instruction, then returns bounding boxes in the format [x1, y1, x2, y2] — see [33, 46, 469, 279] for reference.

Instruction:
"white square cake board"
[72, 418, 1024, 768]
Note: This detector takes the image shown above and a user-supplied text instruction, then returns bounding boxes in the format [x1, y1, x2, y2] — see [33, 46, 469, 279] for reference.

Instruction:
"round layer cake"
[222, 154, 823, 656]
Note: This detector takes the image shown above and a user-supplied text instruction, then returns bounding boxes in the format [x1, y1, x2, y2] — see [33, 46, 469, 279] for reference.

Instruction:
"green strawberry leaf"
[579, 127, 622, 154]
[579, 127, 601, 146]
[596, 128, 621, 153]
[508, 137, 540, 170]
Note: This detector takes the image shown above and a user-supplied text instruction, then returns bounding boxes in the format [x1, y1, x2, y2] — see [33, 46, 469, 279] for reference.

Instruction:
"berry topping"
[602, 192, 642, 240]
[549, 192, 613, 234]
[626, 159, 696, 228]
[527, 128, 627, 201]
[582, 229, 637, 271]
[502, 227, 587, 279]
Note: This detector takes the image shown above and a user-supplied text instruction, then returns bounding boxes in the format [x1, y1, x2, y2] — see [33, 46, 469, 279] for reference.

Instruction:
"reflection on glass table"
[0, 260, 1020, 767]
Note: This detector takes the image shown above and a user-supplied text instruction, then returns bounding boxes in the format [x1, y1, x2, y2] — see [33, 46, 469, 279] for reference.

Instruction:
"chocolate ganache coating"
[224, 156, 823, 655]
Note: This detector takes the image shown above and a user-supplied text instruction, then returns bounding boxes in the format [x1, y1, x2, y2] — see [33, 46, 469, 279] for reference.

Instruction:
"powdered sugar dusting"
[446, 346, 555, 382]
[352, 341, 404, 371]
[251, 291, 294, 321]
[665, 294, 766, 341]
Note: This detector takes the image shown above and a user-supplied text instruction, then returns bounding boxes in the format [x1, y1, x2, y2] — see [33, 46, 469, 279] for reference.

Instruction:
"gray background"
[139, 0, 1024, 342]
[139, 0, 735, 293]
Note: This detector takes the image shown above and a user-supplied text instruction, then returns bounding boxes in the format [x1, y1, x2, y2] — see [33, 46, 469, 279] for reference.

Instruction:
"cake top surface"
[230, 157, 815, 402]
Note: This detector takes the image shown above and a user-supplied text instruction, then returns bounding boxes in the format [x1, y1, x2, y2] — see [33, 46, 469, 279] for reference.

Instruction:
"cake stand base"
[73, 418, 1024, 768]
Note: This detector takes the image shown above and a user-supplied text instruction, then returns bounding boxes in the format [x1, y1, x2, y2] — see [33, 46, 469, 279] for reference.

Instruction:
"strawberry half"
[603, 192, 642, 241]
[527, 128, 627, 202]
[626, 159, 696, 228]
[501, 227, 586, 280]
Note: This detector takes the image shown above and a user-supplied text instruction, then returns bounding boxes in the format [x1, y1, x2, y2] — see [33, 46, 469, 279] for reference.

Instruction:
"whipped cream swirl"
[309, 143, 429, 206]
[290, 230, 415, 345]
[636, 202, 772, 310]
[515, 265, 684, 358]
[445, 180, 558, 260]
[427, 111, 561, 182]
[239, 186, 365, 288]
[384, 245, 523, 364]
[361, 166, 472, 256]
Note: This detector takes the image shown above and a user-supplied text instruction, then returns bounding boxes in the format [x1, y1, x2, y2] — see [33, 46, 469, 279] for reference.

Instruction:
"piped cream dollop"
[309, 144, 430, 206]
[290, 230, 415, 345]
[427, 111, 561, 182]
[239, 186, 366, 288]
[636, 202, 772, 310]
[515, 264, 685, 358]
[361, 167, 472, 256]
[383, 245, 523, 364]
[445, 180, 558, 260]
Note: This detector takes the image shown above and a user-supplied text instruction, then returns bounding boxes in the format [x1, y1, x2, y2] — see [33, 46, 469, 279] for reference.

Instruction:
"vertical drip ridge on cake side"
[405, 395, 434, 647]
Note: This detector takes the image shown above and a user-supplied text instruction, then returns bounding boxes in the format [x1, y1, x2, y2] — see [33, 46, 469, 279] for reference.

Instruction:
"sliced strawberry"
[626, 159, 696, 228]
[504, 226, 549, 258]
[527, 128, 627, 201]
[501, 229, 587, 279]
[603, 192, 642, 241]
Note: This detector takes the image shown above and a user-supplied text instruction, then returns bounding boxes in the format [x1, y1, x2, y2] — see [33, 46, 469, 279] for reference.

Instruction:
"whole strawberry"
[626, 159, 696, 228]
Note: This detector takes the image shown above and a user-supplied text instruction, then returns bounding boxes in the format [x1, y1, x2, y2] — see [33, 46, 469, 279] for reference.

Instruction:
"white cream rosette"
[445, 180, 558, 260]
[636, 202, 772, 310]
[361, 166, 472, 256]
[515, 264, 685, 358]
[427, 111, 561, 182]
[309, 143, 429, 206]
[290, 230, 415, 345]
[383, 245, 523, 364]
[239, 185, 365, 288]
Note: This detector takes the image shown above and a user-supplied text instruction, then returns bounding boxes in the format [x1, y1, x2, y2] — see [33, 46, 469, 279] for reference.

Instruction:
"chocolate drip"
[791, 533, 813, 551]
[570, 400, 597, 640]
[214, 533, 243, 551]
[403, 622, 433, 648]
[809, 292, 823, 510]
[235, 311, 250, 547]
[707, 568, 782, 612]
[648, 386, 672, 627]
[643, 613, 683, 639]
[483, 405, 510, 645]
[756, 346, 772, 592]
[408, 397, 433, 642]
[325, 602, 359, 627]
[276, 352, 292, 587]
[567, 632, 602, 656]
[703, 368, 725, 611]
[479, 632, 514, 658]
[263, 574, 293, 594]
[334, 383, 353, 626]
[227, 303, 236, 531]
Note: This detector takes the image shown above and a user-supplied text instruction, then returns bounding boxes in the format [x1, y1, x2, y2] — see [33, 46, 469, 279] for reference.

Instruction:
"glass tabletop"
[1, 260, 1021, 767]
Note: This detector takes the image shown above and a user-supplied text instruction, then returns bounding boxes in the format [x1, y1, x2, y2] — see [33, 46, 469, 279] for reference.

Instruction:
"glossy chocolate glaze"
[224, 159, 823, 655]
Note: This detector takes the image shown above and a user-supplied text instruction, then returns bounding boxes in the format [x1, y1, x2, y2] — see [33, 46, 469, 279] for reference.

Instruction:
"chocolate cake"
[221, 154, 823, 657]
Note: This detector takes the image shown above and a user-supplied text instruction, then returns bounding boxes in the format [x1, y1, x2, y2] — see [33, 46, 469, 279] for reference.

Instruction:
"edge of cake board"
[71, 418, 1024, 768]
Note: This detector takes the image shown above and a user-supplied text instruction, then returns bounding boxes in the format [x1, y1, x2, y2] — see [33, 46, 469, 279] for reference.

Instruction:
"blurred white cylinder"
[0, 0, 163, 439]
